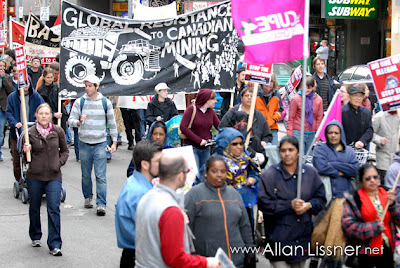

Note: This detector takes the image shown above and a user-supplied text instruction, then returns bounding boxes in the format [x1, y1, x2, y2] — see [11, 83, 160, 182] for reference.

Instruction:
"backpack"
[80, 96, 108, 127]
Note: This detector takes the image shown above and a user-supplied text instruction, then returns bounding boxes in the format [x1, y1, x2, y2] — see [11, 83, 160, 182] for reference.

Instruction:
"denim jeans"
[73, 127, 79, 160]
[0, 110, 7, 156]
[27, 178, 62, 250]
[79, 141, 107, 207]
[293, 130, 315, 155]
[106, 128, 112, 159]
[193, 147, 210, 171]
[271, 129, 278, 146]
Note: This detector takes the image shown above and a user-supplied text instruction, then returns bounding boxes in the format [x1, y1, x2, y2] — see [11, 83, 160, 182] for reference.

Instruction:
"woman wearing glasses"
[219, 87, 272, 146]
[342, 163, 400, 268]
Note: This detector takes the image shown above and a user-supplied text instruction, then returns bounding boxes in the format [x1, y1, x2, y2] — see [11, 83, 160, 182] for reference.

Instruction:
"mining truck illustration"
[61, 28, 161, 87]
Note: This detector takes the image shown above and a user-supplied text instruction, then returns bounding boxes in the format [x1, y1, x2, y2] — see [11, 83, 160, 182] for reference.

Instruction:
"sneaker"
[96, 206, 106, 216]
[127, 144, 133, 150]
[0, 156, 3, 162]
[31, 240, 41, 247]
[50, 248, 62, 256]
[84, 198, 93, 208]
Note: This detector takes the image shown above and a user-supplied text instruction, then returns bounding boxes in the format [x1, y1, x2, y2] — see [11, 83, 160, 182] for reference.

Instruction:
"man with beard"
[115, 140, 163, 267]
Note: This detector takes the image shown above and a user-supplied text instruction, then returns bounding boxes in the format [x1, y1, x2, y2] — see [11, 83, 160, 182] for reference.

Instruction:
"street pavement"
[0, 124, 372, 267]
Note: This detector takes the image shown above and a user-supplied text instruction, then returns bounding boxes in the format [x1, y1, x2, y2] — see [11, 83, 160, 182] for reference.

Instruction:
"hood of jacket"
[195, 88, 213, 108]
[215, 127, 244, 155]
[82, 92, 104, 101]
[146, 120, 171, 149]
[324, 120, 347, 146]
[393, 151, 400, 163]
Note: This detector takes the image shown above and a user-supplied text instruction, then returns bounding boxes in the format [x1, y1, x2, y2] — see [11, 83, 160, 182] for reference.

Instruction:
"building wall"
[345, 19, 381, 67]
[392, 1, 400, 55]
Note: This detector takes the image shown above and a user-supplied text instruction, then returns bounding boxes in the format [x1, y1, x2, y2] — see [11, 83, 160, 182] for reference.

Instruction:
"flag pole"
[297, 0, 310, 199]
[304, 89, 340, 157]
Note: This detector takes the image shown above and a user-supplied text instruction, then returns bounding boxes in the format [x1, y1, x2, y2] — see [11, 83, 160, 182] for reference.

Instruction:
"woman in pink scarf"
[23, 103, 69, 256]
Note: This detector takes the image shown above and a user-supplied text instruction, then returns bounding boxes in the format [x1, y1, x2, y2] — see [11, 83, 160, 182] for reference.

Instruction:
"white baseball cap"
[83, 75, 100, 86]
[155, 82, 170, 91]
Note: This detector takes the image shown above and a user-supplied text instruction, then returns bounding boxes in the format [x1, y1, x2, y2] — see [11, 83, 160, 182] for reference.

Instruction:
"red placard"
[285, 65, 302, 95]
[15, 46, 29, 89]
[245, 63, 273, 85]
[368, 55, 400, 112]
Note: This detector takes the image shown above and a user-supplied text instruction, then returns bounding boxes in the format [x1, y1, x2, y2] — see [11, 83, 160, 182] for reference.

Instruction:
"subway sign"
[325, 0, 378, 19]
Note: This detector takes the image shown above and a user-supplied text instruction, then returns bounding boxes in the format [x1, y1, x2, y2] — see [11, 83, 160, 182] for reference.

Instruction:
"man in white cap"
[145, 82, 178, 127]
[68, 75, 118, 216]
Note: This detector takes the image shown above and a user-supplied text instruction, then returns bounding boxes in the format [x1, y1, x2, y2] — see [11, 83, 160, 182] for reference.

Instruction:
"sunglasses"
[364, 175, 380, 182]
[231, 141, 244, 146]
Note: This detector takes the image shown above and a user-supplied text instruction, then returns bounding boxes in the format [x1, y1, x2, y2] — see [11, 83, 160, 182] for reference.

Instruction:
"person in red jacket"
[180, 89, 220, 170]
[255, 73, 283, 145]
[287, 76, 323, 154]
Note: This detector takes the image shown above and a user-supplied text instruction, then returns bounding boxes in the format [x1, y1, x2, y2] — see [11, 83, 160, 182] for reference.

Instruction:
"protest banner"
[60, 1, 238, 97]
[368, 55, 400, 112]
[25, 13, 60, 65]
[231, 0, 306, 65]
[0, 28, 6, 48]
[9, 18, 25, 48]
[244, 63, 272, 85]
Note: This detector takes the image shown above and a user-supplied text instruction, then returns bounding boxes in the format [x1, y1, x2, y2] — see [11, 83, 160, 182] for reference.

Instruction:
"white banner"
[118, 92, 186, 110]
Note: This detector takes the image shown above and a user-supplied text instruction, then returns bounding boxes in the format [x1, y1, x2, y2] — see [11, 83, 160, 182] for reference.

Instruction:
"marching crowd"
[1, 46, 400, 268]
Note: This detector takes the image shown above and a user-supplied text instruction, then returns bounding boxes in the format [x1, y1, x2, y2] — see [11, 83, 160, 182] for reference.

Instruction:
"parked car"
[333, 65, 377, 106]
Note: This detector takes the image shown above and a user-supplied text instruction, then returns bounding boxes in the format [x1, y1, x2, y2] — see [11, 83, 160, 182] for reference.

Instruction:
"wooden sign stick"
[20, 86, 31, 162]
[381, 169, 400, 223]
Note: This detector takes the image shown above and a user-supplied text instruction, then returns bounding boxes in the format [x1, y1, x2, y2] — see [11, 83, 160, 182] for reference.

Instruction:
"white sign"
[118, 93, 186, 110]
[19, 7, 23, 19]
[40, 7, 49, 21]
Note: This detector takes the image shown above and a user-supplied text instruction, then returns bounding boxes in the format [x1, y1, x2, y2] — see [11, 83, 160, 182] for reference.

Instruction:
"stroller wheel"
[61, 186, 66, 203]
[22, 188, 29, 204]
[13, 181, 20, 198]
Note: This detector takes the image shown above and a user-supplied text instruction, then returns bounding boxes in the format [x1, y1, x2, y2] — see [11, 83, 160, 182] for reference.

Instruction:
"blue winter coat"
[258, 162, 326, 264]
[6, 82, 44, 140]
[385, 151, 400, 202]
[312, 120, 359, 199]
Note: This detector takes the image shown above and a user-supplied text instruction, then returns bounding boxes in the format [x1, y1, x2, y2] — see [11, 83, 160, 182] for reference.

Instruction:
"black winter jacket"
[145, 95, 178, 126]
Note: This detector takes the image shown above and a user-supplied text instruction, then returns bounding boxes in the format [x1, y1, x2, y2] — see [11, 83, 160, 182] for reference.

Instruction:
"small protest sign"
[245, 63, 273, 85]
[368, 55, 400, 112]
[15, 46, 29, 88]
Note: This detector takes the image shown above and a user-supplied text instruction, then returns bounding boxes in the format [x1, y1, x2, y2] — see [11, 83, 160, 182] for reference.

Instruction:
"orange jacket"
[255, 92, 282, 130]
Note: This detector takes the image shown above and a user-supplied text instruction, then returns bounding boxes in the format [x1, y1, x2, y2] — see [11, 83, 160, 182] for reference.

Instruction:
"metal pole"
[128, 0, 133, 19]
[15, 0, 20, 20]
[297, 0, 310, 199]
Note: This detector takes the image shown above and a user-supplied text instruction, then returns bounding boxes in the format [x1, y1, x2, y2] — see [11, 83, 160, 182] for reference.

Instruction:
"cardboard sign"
[15, 46, 29, 88]
[368, 55, 400, 112]
[245, 63, 273, 85]
[285, 65, 302, 95]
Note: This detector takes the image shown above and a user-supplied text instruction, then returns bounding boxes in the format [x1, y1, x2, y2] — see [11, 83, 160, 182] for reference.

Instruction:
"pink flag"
[231, 0, 306, 65]
[317, 92, 342, 141]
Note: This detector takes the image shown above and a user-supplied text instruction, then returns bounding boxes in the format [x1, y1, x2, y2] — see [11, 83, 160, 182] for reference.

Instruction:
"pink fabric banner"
[231, 0, 306, 65]
[317, 92, 342, 141]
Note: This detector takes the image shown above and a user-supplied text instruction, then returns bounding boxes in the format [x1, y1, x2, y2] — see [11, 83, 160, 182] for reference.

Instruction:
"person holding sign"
[342, 86, 373, 149]
[145, 82, 178, 127]
[23, 103, 69, 256]
[6, 79, 44, 184]
[342, 163, 400, 268]
[258, 136, 326, 267]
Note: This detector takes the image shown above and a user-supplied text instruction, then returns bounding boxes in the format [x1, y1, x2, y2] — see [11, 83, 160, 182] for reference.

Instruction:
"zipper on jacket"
[217, 188, 232, 260]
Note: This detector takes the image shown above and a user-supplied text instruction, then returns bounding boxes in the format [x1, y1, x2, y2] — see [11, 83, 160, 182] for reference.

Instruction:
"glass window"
[273, 64, 291, 76]
[352, 66, 372, 80]
[338, 66, 357, 81]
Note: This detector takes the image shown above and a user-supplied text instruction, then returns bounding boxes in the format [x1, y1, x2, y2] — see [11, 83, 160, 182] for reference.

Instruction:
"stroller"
[12, 124, 66, 204]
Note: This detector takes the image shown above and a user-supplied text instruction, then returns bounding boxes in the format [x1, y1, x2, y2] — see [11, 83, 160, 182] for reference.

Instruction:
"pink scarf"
[36, 122, 54, 138]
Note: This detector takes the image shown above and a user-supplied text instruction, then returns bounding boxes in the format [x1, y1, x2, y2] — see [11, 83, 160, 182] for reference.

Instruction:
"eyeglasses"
[231, 141, 245, 146]
[364, 175, 380, 181]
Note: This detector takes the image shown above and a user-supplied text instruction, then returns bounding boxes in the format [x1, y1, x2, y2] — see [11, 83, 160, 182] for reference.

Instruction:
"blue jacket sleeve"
[312, 144, 339, 177]
[257, 168, 293, 217]
[330, 150, 359, 178]
[6, 95, 18, 127]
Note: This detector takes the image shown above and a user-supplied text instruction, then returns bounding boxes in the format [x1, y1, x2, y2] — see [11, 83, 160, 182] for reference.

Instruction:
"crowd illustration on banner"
[4, 0, 400, 267]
